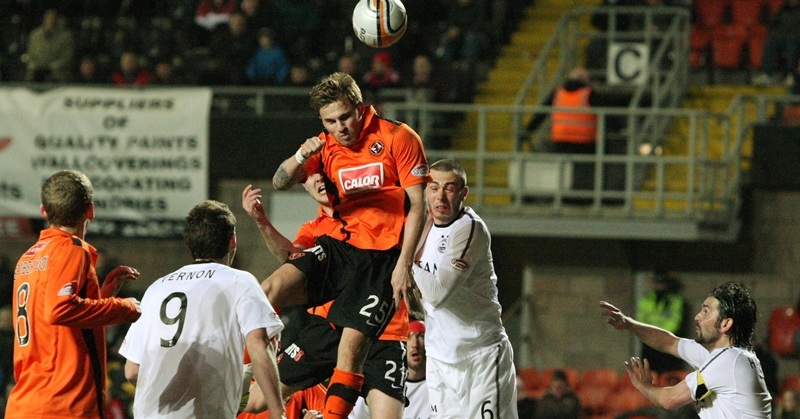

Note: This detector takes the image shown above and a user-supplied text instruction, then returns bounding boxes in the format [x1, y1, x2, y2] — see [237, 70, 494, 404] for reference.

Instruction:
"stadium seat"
[731, 0, 765, 28]
[748, 24, 769, 69]
[711, 24, 748, 69]
[576, 385, 612, 416]
[782, 374, 800, 393]
[769, 305, 800, 356]
[517, 367, 540, 393]
[690, 25, 711, 67]
[694, 0, 730, 29]
[767, 0, 787, 16]
[603, 387, 653, 415]
[656, 370, 690, 387]
[578, 368, 620, 390]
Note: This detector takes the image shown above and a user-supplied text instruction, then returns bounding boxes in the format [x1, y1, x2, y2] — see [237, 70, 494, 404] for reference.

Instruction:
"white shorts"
[427, 339, 518, 418]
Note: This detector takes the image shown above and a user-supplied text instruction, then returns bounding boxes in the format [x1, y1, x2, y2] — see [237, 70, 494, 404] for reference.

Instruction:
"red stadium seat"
[768, 0, 787, 16]
[731, 0, 765, 28]
[694, 0, 730, 29]
[656, 370, 690, 387]
[603, 388, 653, 415]
[615, 369, 658, 391]
[690, 25, 712, 67]
[782, 374, 800, 393]
[578, 368, 620, 390]
[576, 385, 612, 416]
[517, 367, 540, 393]
[711, 24, 748, 69]
[748, 24, 768, 68]
[769, 305, 800, 356]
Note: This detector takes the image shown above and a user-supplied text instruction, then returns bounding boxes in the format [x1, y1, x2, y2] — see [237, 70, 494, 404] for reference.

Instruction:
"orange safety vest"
[550, 86, 598, 144]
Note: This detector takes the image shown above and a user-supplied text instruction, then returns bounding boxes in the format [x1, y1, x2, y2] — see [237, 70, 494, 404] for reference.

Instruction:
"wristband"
[294, 149, 307, 165]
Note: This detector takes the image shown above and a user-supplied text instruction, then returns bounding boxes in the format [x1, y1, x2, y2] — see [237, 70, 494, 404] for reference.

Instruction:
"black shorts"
[286, 235, 399, 338]
[361, 339, 407, 402]
[277, 310, 341, 389]
[277, 311, 407, 402]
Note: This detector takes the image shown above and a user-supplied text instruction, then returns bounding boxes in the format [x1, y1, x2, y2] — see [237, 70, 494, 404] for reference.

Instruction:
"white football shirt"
[119, 262, 283, 419]
[412, 207, 509, 363]
[678, 339, 772, 418]
[404, 377, 430, 419]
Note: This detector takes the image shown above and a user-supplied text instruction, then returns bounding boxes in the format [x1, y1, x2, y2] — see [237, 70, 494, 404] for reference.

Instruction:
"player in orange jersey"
[261, 71, 430, 419]
[241, 173, 417, 418]
[7, 170, 141, 418]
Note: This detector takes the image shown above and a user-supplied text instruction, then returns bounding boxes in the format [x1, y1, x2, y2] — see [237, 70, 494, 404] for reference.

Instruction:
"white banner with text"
[0, 87, 212, 237]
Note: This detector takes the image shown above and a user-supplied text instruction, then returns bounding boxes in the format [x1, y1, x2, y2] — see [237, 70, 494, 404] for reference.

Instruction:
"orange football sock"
[323, 368, 364, 419]
[243, 347, 250, 364]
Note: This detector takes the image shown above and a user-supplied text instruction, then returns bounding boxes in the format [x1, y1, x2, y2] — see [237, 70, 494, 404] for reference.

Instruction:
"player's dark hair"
[309, 72, 363, 113]
[184, 200, 236, 260]
[430, 159, 468, 190]
[41, 170, 93, 228]
[710, 282, 757, 350]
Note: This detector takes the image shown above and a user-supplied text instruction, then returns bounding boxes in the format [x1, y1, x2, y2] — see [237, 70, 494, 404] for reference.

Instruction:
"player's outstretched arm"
[392, 183, 426, 308]
[242, 184, 299, 261]
[625, 356, 693, 410]
[273, 136, 325, 190]
[100, 265, 140, 298]
[247, 329, 286, 418]
[599, 301, 680, 357]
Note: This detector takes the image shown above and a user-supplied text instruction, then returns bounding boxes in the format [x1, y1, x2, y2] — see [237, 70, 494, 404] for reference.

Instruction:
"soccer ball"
[352, 0, 407, 48]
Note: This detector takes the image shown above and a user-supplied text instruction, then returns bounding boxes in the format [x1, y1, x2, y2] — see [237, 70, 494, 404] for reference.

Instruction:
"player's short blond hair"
[309, 72, 363, 113]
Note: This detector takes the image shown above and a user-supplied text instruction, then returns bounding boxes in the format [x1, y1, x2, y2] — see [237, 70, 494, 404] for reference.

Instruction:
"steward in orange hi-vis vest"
[551, 86, 598, 144]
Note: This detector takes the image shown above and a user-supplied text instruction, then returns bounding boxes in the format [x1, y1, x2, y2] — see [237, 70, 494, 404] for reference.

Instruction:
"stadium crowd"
[0, 0, 530, 103]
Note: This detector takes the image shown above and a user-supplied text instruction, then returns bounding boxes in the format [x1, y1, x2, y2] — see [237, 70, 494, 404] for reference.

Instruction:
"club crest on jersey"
[450, 258, 469, 271]
[437, 237, 447, 253]
[411, 163, 429, 177]
[339, 162, 384, 194]
[369, 141, 384, 155]
[57, 283, 74, 296]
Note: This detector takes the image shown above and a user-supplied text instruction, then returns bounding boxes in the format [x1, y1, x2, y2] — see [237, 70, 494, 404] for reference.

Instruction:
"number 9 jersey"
[119, 261, 283, 419]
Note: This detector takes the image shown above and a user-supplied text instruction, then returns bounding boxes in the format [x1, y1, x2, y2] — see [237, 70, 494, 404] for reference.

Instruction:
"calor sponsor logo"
[339, 162, 384, 194]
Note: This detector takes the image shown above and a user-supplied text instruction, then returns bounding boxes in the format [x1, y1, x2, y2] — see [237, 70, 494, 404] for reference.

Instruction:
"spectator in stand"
[269, 0, 322, 63]
[25, 9, 75, 82]
[361, 51, 402, 111]
[337, 52, 363, 80]
[111, 51, 151, 86]
[435, 0, 490, 70]
[289, 63, 315, 87]
[534, 369, 581, 419]
[151, 57, 183, 85]
[362, 51, 402, 90]
[777, 389, 800, 419]
[209, 12, 253, 85]
[195, 0, 237, 33]
[754, 0, 800, 87]
[246, 27, 290, 86]
[409, 54, 446, 103]
[407, 54, 451, 150]
[239, 0, 270, 32]
[75, 55, 105, 84]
